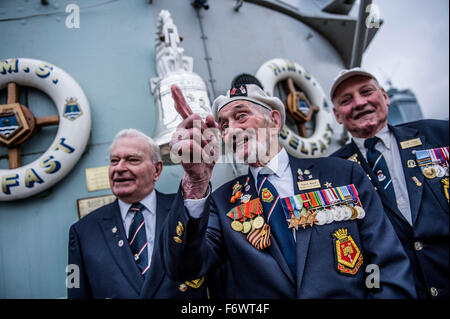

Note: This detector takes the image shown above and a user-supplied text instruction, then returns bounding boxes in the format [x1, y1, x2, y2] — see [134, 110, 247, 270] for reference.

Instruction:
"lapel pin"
[118, 240, 124, 247]
[325, 182, 332, 188]
[412, 176, 422, 187]
[112, 226, 117, 234]
[407, 159, 417, 168]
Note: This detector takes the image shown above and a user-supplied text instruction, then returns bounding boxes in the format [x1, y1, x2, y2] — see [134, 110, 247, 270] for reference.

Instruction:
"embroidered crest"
[333, 228, 363, 275]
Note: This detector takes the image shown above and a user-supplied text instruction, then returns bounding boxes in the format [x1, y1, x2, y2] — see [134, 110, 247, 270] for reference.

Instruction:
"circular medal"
[252, 216, 265, 229]
[423, 166, 437, 179]
[349, 206, 358, 220]
[332, 207, 344, 221]
[241, 221, 252, 234]
[356, 206, 365, 219]
[231, 220, 243, 232]
[315, 210, 327, 225]
[322, 209, 333, 224]
[435, 165, 445, 178]
[342, 206, 352, 220]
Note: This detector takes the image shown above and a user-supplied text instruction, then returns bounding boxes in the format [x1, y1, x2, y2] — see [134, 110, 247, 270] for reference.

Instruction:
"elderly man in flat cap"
[330, 68, 449, 299]
[161, 79, 416, 298]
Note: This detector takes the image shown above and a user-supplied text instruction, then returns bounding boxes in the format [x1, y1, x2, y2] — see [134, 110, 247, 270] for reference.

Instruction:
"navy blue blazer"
[331, 119, 449, 299]
[68, 191, 208, 299]
[161, 155, 416, 298]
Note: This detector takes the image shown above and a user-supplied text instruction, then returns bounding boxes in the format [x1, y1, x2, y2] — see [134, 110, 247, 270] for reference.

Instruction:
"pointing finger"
[171, 85, 193, 120]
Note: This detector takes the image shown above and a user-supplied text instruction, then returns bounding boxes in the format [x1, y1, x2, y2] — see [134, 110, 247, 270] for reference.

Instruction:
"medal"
[306, 212, 318, 226]
[241, 221, 252, 234]
[241, 194, 252, 203]
[349, 205, 358, 220]
[252, 215, 265, 229]
[355, 205, 365, 219]
[423, 166, 437, 179]
[415, 147, 449, 179]
[231, 220, 243, 232]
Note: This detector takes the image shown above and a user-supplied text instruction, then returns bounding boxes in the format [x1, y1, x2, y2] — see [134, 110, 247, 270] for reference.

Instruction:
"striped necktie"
[257, 171, 296, 276]
[128, 203, 149, 277]
[365, 137, 397, 203]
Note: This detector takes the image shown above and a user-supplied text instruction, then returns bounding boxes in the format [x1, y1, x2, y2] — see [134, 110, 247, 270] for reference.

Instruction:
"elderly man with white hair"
[68, 129, 208, 299]
[161, 80, 416, 299]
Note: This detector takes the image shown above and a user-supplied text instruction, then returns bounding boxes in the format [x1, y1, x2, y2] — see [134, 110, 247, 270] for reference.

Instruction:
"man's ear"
[381, 88, 390, 107]
[153, 161, 163, 182]
[333, 107, 343, 125]
[270, 110, 282, 131]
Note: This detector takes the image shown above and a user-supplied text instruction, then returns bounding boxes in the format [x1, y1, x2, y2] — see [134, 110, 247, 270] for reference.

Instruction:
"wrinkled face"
[109, 136, 162, 203]
[332, 76, 390, 138]
[217, 100, 281, 165]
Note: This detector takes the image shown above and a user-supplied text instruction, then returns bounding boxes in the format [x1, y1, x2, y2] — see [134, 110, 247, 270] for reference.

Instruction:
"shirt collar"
[118, 189, 157, 221]
[249, 147, 290, 180]
[351, 125, 391, 150]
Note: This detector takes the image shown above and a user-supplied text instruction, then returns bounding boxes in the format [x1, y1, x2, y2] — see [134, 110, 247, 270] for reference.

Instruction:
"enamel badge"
[261, 188, 274, 202]
[333, 228, 363, 275]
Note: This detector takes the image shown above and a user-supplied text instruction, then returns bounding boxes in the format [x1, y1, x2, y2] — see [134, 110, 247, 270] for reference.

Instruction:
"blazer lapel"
[98, 200, 144, 295]
[288, 155, 314, 290]
[390, 125, 426, 226]
[140, 191, 167, 298]
[247, 170, 296, 285]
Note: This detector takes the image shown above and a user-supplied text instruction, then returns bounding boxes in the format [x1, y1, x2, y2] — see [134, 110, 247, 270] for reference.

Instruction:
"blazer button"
[179, 283, 187, 292]
[414, 241, 423, 251]
[430, 287, 439, 297]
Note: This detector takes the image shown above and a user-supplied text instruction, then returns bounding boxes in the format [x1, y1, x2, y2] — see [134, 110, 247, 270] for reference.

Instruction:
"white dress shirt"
[352, 125, 413, 225]
[118, 190, 157, 268]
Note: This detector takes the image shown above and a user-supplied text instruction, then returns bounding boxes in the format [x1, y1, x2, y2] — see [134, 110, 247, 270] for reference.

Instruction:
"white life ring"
[255, 58, 334, 158]
[0, 58, 91, 201]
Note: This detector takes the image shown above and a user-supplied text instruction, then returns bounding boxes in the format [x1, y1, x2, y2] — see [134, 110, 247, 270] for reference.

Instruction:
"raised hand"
[169, 85, 219, 199]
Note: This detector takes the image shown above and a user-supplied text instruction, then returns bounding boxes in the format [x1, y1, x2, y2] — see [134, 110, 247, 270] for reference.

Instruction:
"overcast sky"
[358, 0, 449, 120]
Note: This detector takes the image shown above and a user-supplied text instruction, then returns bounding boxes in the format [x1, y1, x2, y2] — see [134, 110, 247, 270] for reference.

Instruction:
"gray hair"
[110, 128, 161, 163]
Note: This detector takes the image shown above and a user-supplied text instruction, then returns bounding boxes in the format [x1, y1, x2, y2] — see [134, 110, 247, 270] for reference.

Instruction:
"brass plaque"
[400, 138, 422, 149]
[297, 179, 321, 191]
[77, 194, 116, 219]
[85, 165, 110, 192]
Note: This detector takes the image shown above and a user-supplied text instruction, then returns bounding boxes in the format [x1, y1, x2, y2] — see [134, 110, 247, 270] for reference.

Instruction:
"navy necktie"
[257, 171, 296, 276]
[365, 137, 397, 203]
[128, 203, 149, 277]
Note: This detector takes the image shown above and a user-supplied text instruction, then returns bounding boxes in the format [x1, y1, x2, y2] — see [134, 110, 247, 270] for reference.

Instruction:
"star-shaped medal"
[299, 215, 308, 229]
[306, 212, 318, 227]
[287, 218, 300, 230]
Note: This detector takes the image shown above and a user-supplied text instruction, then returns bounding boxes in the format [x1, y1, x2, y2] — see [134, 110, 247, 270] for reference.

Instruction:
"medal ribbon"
[319, 190, 330, 206]
[346, 185, 358, 203]
[281, 197, 295, 219]
[291, 196, 301, 217]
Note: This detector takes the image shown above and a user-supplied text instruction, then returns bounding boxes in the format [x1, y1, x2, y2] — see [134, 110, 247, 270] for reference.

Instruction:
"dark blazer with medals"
[161, 154, 416, 298]
[68, 191, 208, 299]
[331, 119, 449, 299]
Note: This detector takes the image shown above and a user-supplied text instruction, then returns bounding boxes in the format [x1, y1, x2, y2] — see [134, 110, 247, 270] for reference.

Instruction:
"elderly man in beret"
[330, 68, 449, 299]
[161, 78, 416, 298]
